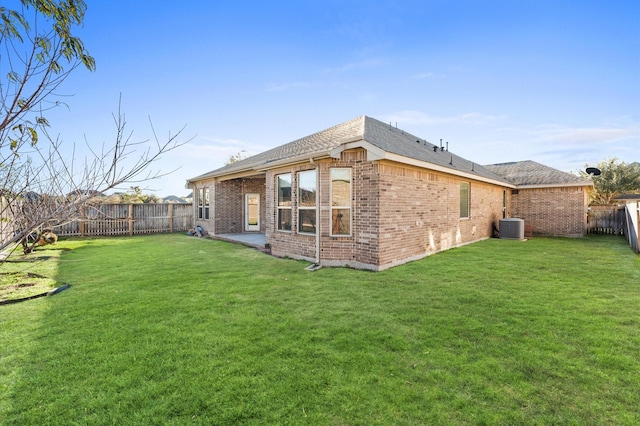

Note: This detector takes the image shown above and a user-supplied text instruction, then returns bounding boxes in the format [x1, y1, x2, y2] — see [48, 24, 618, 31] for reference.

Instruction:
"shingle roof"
[361, 117, 509, 184]
[190, 117, 592, 188]
[189, 116, 512, 185]
[484, 160, 593, 187]
[190, 116, 364, 180]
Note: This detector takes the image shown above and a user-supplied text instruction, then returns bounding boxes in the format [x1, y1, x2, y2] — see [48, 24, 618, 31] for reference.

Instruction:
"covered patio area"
[215, 233, 267, 251]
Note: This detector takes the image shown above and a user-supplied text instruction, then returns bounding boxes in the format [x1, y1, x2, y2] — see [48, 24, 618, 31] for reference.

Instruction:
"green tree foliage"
[579, 158, 640, 205]
[120, 186, 160, 204]
[225, 150, 248, 165]
[0, 0, 95, 150]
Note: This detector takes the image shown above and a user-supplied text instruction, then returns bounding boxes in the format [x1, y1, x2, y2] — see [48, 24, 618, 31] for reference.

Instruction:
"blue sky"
[34, 0, 640, 196]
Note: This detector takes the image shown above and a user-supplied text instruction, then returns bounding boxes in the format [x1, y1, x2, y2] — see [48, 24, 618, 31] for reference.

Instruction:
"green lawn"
[1, 234, 639, 425]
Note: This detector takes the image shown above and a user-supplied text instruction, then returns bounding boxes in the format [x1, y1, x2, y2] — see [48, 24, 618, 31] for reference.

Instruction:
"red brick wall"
[510, 187, 588, 237]
[193, 176, 266, 235]
[266, 165, 317, 261]
[193, 178, 215, 232]
[375, 163, 505, 269]
[319, 150, 380, 268]
[214, 179, 243, 233]
[265, 149, 507, 270]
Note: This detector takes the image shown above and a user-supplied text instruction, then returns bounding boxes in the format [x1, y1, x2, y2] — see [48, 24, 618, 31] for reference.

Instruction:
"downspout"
[311, 158, 320, 265]
[211, 178, 216, 236]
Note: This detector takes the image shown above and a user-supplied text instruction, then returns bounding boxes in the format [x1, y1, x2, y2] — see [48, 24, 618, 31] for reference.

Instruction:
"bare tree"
[1, 103, 188, 254]
[0, 2, 189, 257]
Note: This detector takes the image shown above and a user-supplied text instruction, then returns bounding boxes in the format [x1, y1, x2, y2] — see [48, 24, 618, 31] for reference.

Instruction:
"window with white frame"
[459, 182, 470, 219]
[330, 168, 351, 236]
[277, 174, 292, 231]
[297, 170, 317, 234]
[197, 188, 209, 219]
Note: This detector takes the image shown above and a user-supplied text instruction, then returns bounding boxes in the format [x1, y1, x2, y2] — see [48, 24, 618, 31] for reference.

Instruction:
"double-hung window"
[197, 188, 209, 219]
[459, 182, 470, 219]
[277, 174, 292, 231]
[330, 168, 351, 236]
[297, 170, 317, 234]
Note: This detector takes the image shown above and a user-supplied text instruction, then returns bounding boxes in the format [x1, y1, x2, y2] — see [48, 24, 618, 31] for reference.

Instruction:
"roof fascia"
[516, 182, 594, 189]
[189, 168, 265, 184]
[332, 139, 514, 187]
[254, 154, 330, 172]
[383, 152, 516, 188]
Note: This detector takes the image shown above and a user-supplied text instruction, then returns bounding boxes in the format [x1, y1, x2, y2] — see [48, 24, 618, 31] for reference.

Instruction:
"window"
[204, 188, 210, 219]
[197, 188, 210, 219]
[460, 182, 470, 218]
[331, 168, 351, 236]
[298, 170, 317, 234]
[277, 174, 292, 231]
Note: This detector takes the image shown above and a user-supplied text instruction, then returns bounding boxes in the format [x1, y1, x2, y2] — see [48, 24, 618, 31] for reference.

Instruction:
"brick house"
[187, 116, 592, 270]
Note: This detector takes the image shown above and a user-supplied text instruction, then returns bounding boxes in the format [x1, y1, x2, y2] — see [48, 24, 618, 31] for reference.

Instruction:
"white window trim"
[460, 181, 470, 219]
[277, 173, 292, 232]
[204, 188, 210, 220]
[297, 169, 318, 235]
[330, 168, 352, 237]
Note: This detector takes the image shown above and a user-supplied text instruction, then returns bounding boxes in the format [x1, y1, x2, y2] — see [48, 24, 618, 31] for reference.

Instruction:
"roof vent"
[499, 218, 525, 240]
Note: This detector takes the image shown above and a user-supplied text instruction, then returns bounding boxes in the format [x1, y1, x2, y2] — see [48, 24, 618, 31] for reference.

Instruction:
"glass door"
[245, 194, 260, 231]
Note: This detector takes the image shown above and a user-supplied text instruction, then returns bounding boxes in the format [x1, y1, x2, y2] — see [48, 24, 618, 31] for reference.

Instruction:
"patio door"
[245, 194, 260, 231]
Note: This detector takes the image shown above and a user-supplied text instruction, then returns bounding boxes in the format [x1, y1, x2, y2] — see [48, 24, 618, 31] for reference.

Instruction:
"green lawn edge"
[1, 234, 638, 425]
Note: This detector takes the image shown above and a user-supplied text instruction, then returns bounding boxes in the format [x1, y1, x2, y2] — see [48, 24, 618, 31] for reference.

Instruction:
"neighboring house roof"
[614, 193, 640, 201]
[188, 116, 512, 187]
[485, 160, 593, 188]
[162, 195, 188, 204]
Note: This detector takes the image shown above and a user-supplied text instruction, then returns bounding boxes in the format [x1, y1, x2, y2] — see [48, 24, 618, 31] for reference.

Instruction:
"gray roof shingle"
[190, 116, 590, 188]
[190, 116, 511, 184]
[361, 117, 509, 184]
[484, 160, 592, 187]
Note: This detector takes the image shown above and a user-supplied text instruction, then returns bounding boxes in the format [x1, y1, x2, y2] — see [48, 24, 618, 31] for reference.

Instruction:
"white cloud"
[534, 125, 639, 145]
[323, 58, 386, 74]
[410, 72, 445, 79]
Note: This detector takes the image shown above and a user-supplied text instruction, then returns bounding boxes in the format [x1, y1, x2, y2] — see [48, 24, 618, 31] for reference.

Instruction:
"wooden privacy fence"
[53, 203, 193, 237]
[587, 205, 626, 235]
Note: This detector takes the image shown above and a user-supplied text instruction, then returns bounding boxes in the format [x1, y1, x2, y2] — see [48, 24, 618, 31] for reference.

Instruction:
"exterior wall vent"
[499, 218, 525, 240]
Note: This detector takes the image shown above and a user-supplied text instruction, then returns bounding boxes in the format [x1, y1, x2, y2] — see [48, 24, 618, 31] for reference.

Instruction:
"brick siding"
[194, 176, 266, 234]
[265, 149, 507, 270]
[193, 150, 588, 271]
[510, 187, 588, 237]
[375, 162, 506, 269]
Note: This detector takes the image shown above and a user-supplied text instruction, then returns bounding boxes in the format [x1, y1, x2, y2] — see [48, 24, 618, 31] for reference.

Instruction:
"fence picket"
[587, 205, 626, 235]
[48, 203, 193, 237]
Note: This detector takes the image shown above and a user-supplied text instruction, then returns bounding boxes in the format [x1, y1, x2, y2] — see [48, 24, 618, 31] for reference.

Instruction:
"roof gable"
[190, 116, 365, 180]
[189, 116, 513, 185]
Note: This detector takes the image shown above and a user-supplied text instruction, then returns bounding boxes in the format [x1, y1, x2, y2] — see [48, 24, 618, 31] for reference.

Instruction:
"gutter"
[515, 182, 594, 189]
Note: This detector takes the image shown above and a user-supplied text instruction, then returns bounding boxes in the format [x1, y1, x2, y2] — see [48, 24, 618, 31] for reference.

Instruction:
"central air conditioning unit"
[499, 218, 525, 240]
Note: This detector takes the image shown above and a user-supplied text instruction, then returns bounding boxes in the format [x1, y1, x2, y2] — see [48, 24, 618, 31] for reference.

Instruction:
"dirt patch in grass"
[0, 272, 57, 302]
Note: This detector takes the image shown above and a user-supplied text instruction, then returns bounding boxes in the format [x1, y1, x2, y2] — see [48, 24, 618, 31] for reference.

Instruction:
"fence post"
[168, 203, 174, 233]
[636, 201, 640, 248]
[79, 206, 86, 237]
[128, 204, 134, 236]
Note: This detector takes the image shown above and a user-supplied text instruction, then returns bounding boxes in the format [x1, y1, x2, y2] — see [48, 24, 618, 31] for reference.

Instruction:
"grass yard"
[0, 234, 639, 425]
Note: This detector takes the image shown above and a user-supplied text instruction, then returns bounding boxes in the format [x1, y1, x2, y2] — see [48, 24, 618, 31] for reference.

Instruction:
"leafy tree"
[0, 2, 188, 256]
[121, 186, 160, 204]
[225, 150, 248, 165]
[579, 158, 640, 204]
[0, 0, 95, 148]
